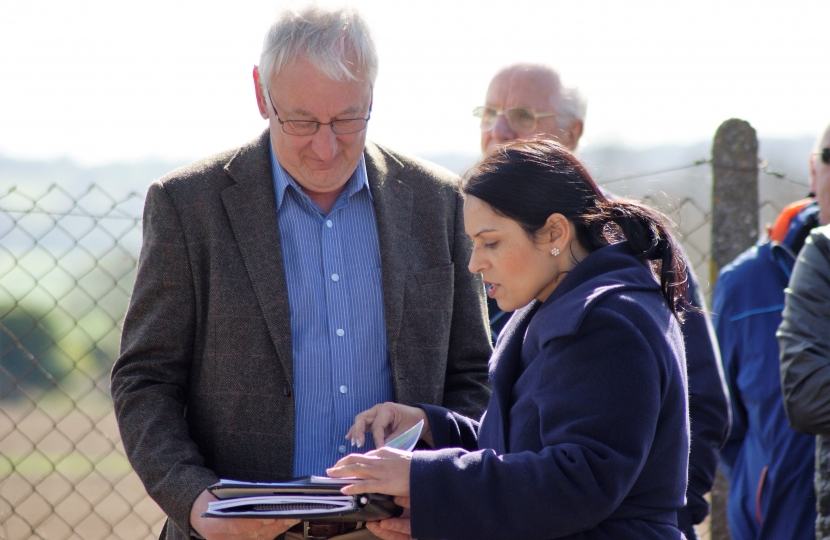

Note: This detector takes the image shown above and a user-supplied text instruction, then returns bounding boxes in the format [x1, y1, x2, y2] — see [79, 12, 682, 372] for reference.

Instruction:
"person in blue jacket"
[328, 138, 691, 539]
[712, 198, 819, 540]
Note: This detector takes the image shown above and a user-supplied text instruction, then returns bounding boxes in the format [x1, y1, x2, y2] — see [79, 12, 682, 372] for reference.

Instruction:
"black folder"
[203, 477, 403, 522]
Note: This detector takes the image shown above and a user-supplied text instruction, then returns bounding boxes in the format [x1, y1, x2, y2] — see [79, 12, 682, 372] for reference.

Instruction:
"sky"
[1, 0, 828, 166]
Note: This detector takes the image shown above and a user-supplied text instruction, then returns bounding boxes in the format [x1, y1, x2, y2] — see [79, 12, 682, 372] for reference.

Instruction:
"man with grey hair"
[111, 6, 491, 540]
[473, 63, 730, 540]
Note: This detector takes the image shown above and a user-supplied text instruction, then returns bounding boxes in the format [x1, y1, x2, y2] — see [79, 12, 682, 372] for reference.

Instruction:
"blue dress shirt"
[270, 148, 393, 477]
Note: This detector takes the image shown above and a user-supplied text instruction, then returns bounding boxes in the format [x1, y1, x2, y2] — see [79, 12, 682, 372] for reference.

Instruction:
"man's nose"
[491, 114, 516, 143]
[311, 126, 338, 161]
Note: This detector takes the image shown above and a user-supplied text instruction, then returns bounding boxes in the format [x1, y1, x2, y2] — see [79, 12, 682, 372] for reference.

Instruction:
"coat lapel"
[482, 302, 538, 453]
[221, 131, 295, 387]
[364, 143, 412, 387]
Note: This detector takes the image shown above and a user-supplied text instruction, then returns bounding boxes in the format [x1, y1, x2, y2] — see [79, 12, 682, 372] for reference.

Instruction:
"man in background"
[777, 123, 830, 540]
[712, 126, 824, 538]
[475, 63, 731, 539]
[111, 6, 492, 540]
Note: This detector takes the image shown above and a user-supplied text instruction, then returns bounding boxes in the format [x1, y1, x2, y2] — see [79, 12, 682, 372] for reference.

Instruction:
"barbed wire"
[758, 160, 810, 188]
[596, 157, 810, 189]
[597, 159, 711, 186]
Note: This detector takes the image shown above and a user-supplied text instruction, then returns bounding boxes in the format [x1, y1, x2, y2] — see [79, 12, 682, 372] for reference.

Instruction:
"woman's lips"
[486, 283, 499, 298]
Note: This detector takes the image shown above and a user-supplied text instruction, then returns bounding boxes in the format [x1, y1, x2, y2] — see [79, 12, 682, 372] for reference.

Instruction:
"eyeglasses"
[815, 148, 830, 165]
[472, 106, 557, 134]
[267, 90, 371, 136]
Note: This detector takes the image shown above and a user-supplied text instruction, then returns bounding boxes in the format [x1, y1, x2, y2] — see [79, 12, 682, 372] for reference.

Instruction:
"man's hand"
[345, 402, 433, 448]
[366, 497, 413, 540]
[326, 447, 411, 497]
[190, 489, 299, 540]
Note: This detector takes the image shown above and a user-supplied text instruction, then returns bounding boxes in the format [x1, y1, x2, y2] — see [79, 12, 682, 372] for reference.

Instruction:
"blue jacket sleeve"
[417, 403, 480, 451]
[711, 275, 747, 477]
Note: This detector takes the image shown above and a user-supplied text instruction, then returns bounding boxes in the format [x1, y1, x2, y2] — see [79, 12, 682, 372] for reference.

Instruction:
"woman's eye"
[484, 241, 498, 249]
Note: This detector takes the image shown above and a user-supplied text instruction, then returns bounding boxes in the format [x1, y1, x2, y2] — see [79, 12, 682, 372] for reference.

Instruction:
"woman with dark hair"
[328, 138, 690, 539]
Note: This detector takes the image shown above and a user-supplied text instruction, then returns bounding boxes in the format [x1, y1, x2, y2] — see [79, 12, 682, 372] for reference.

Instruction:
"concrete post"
[708, 118, 759, 540]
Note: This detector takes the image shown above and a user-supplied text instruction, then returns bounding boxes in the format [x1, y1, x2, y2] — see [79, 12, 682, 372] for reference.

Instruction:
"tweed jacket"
[110, 131, 493, 540]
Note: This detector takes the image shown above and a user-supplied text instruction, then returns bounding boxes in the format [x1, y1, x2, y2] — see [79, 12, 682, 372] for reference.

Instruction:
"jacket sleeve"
[111, 182, 218, 538]
[417, 403, 480, 451]
[410, 306, 676, 540]
[439, 191, 493, 417]
[680, 271, 731, 526]
[710, 274, 747, 477]
[778, 228, 830, 435]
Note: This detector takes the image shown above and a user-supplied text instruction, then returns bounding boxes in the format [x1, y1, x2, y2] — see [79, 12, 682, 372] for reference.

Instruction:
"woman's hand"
[326, 447, 412, 497]
[365, 497, 413, 540]
[345, 402, 433, 448]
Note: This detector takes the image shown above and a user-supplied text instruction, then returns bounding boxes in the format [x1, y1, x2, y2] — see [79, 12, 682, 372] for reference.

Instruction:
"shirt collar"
[269, 144, 371, 212]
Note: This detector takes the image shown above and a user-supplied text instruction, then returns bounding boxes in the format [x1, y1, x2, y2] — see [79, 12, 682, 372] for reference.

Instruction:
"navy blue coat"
[489, 252, 728, 535]
[410, 242, 689, 540]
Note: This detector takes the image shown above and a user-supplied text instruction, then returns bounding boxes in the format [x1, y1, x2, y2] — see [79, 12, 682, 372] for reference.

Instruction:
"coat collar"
[535, 241, 662, 339]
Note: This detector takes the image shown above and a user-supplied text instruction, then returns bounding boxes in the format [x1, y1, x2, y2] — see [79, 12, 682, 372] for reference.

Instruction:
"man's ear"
[564, 120, 583, 151]
[253, 66, 269, 120]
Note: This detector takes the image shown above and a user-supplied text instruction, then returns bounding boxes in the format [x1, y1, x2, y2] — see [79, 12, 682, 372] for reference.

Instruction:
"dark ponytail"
[462, 137, 688, 315]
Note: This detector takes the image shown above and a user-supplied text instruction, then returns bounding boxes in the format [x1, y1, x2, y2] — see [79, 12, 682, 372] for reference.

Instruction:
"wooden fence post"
[708, 118, 759, 540]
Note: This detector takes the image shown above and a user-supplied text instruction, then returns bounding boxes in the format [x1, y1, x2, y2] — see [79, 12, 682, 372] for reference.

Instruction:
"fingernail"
[351, 439, 355, 447]
[261, 519, 275, 525]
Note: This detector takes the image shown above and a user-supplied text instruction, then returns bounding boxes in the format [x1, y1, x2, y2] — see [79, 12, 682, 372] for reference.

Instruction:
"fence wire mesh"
[0, 157, 810, 539]
[0, 185, 164, 540]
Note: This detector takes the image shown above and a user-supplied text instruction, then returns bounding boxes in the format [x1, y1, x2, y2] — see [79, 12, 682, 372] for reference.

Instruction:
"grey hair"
[555, 84, 588, 128]
[258, 5, 378, 93]
[493, 63, 587, 129]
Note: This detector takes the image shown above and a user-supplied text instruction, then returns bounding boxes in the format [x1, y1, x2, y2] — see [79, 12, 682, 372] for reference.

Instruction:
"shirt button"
[338, 444, 347, 453]
[336, 329, 345, 337]
[331, 273, 339, 281]
[340, 385, 348, 394]
[326, 220, 333, 228]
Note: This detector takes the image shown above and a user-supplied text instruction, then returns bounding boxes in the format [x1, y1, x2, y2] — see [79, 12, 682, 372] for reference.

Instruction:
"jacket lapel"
[364, 142, 412, 388]
[221, 130, 295, 387]
[483, 303, 538, 453]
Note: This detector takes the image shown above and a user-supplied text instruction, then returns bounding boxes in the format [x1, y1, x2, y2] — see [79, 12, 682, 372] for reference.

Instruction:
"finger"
[378, 517, 412, 534]
[348, 410, 374, 448]
[259, 518, 300, 536]
[393, 496, 411, 508]
[328, 453, 371, 472]
[371, 406, 398, 447]
[367, 520, 412, 540]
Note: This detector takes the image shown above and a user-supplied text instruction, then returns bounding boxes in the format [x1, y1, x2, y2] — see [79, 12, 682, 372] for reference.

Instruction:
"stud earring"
[551, 247, 560, 257]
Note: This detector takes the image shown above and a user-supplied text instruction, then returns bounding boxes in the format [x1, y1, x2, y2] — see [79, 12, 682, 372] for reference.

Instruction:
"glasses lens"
[822, 148, 830, 165]
[330, 119, 368, 135]
[505, 108, 537, 134]
[282, 121, 319, 136]
[475, 107, 498, 131]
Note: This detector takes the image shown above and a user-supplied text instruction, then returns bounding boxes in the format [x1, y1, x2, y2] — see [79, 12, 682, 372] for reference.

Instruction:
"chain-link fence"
[0, 151, 811, 539]
[1, 185, 165, 540]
